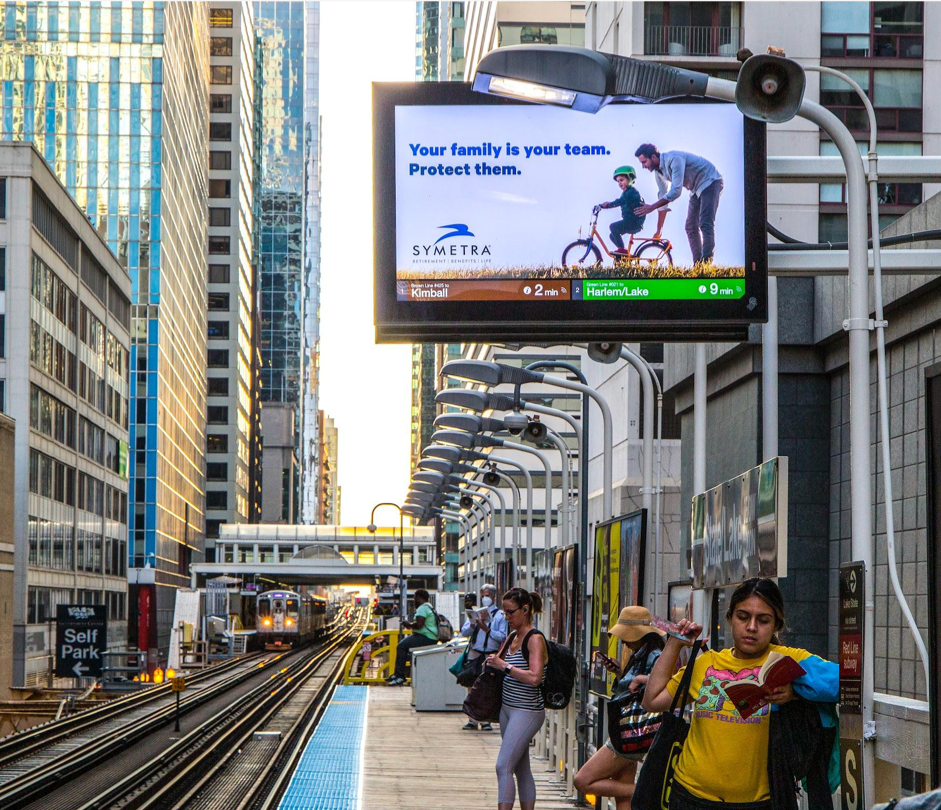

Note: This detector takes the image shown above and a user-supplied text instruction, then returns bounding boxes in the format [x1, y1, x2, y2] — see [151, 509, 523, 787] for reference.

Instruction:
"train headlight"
[263, 618, 272, 627]
[285, 618, 293, 627]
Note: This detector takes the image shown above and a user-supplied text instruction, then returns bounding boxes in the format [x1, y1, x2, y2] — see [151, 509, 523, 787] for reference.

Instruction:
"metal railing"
[644, 24, 743, 57]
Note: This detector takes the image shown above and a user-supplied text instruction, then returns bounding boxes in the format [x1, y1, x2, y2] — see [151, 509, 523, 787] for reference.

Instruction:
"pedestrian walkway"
[361, 686, 581, 809]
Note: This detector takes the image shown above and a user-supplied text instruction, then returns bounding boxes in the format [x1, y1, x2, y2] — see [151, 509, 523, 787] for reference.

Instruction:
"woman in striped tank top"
[485, 588, 548, 810]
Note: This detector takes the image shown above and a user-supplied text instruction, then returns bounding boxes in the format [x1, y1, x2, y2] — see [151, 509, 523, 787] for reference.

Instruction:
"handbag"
[449, 647, 468, 678]
[461, 634, 512, 724]
[456, 652, 485, 687]
[631, 641, 702, 810]
[607, 689, 662, 756]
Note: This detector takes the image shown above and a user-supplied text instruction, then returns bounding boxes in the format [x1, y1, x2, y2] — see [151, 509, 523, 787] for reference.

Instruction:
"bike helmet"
[613, 165, 636, 183]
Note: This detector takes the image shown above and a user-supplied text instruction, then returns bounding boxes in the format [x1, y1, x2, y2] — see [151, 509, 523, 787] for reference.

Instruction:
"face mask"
[480, 596, 493, 608]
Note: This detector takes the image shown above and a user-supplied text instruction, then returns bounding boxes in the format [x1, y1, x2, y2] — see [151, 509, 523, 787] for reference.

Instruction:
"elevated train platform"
[279, 684, 583, 810]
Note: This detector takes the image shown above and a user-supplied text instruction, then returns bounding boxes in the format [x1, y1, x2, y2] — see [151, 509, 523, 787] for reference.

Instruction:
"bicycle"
[561, 208, 674, 275]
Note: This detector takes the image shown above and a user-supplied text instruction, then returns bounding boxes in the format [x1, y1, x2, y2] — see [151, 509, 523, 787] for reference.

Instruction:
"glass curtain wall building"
[301, 1, 320, 524]
[253, 1, 308, 524]
[0, 2, 210, 666]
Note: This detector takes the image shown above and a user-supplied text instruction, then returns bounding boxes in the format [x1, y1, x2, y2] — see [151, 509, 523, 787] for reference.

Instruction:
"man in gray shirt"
[632, 144, 724, 266]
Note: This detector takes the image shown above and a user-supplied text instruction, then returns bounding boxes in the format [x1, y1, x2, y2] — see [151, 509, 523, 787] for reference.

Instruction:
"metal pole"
[493, 469, 519, 563]
[692, 344, 708, 632]
[400, 509, 406, 624]
[706, 76, 875, 802]
[502, 440, 553, 593]
[174, 689, 181, 733]
[763, 277, 779, 460]
[488, 454, 533, 586]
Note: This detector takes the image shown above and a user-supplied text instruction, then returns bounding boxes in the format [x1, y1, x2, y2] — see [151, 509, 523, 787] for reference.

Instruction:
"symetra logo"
[434, 223, 475, 244]
[412, 223, 492, 264]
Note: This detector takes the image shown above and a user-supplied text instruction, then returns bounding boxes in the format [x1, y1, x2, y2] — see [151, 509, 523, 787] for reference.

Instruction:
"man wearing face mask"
[459, 584, 507, 731]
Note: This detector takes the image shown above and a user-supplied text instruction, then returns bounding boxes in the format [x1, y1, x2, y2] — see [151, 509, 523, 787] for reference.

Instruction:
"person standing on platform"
[387, 588, 438, 686]
[574, 606, 665, 809]
[485, 588, 547, 810]
[460, 584, 508, 731]
[642, 578, 839, 810]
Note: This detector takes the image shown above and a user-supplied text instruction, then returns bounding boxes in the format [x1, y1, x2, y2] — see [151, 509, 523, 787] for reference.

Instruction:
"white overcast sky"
[318, 1, 416, 526]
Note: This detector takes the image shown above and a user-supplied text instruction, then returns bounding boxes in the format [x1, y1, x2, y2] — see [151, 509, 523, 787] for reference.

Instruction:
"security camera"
[503, 411, 528, 435]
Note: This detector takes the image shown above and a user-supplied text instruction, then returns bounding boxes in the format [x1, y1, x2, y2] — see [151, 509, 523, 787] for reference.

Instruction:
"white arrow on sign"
[72, 661, 89, 677]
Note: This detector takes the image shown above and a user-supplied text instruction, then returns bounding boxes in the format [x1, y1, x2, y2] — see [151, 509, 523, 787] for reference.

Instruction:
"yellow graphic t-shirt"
[665, 644, 812, 803]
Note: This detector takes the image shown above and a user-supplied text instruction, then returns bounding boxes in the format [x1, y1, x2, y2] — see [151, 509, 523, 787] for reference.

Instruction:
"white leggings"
[496, 705, 546, 805]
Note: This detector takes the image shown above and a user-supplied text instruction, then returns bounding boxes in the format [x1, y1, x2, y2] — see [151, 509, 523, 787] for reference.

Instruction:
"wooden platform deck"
[361, 686, 583, 809]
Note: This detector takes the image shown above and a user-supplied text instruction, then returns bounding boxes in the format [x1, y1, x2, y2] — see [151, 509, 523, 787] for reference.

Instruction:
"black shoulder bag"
[631, 641, 702, 810]
[462, 632, 513, 724]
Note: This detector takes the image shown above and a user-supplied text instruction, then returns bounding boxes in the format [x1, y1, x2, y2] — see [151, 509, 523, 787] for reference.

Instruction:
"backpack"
[435, 612, 453, 642]
[518, 629, 577, 710]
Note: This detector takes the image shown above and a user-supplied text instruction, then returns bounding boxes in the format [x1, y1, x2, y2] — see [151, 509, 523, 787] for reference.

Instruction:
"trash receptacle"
[410, 641, 467, 711]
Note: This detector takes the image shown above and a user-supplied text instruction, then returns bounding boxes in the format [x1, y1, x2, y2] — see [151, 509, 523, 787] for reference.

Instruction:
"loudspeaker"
[460, 495, 474, 509]
[587, 342, 622, 364]
[735, 54, 806, 124]
[484, 471, 501, 486]
[524, 421, 548, 443]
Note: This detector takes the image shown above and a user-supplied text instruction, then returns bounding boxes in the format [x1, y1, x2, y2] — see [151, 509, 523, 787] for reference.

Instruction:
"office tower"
[254, 1, 316, 524]
[302, 2, 321, 524]
[0, 143, 132, 686]
[205, 2, 257, 557]
[0, 3, 210, 668]
[317, 410, 339, 524]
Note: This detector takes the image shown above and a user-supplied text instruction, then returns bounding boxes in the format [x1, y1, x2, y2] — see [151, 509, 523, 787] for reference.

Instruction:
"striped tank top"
[501, 635, 546, 711]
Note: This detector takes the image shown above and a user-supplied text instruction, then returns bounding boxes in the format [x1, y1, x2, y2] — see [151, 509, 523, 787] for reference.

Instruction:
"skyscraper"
[0, 1, 211, 666]
[204, 2, 257, 556]
[302, 2, 321, 524]
[253, 1, 315, 522]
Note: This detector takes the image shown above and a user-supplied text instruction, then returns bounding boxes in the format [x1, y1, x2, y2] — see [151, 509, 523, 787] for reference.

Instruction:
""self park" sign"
[55, 604, 107, 679]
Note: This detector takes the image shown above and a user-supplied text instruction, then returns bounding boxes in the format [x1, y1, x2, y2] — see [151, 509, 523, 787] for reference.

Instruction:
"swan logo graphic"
[410, 223, 492, 264]
[434, 223, 475, 244]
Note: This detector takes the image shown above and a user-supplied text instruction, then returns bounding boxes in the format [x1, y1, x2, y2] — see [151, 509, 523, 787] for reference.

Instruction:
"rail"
[342, 629, 407, 684]
[644, 24, 743, 57]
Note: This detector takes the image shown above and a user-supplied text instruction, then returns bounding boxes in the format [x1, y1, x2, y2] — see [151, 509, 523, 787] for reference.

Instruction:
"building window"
[209, 264, 230, 284]
[208, 292, 230, 311]
[209, 8, 233, 27]
[209, 235, 231, 253]
[0, 313, 4, 358]
[206, 520, 223, 540]
[208, 349, 230, 367]
[0, 246, 5, 289]
[821, 1, 923, 59]
[820, 67, 922, 133]
[207, 491, 228, 510]
[210, 36, 233, 56]
[209, 179, 231, 198]
[210, 65, 233, 85]
[207, 462, 228, 481]
[208, 377, 229, 396]
[209, 123, 232, 142]
[210, 94, 233, 115]
[209, 208, 231, 227]
[207, 434, 229, 453]
[0, 177, 5, 217]
[209, 150, 232, 169]
[207, 320, 230, 340]
[208, 405, 229, 424]
[643, 2, 742, 56]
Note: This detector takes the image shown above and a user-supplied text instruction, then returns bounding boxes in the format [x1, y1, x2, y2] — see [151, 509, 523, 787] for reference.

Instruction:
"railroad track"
[0, 615, 359, 810]
[0, 650, 270, 777]
[76, 610, 367, 810]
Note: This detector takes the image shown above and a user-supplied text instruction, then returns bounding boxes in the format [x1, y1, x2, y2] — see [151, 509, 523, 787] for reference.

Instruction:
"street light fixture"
[367, 502, 406, 621]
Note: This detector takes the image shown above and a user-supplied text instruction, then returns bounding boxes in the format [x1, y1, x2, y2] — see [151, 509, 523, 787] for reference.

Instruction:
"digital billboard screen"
[374, 82, 767, 343]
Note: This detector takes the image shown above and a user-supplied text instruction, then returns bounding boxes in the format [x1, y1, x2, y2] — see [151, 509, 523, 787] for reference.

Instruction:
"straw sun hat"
[609, 606, 666, 643]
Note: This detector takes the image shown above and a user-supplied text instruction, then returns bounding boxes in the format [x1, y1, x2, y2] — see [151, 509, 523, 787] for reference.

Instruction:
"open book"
[466, 606, 490, 624]
[720, 651, 806, 719]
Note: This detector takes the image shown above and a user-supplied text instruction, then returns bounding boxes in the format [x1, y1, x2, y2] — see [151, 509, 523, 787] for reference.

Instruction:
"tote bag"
[631, 641, 702, 810]
[607, 690, 662, 756]
[461, 635, 512, 723]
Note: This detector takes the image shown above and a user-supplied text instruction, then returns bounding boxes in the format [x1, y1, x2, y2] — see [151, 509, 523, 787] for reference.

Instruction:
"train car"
[256, 590, 328, 649]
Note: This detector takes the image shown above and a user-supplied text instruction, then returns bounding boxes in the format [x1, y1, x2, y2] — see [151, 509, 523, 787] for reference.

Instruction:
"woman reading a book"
[574, 606, 665, 810]
[642, 578, 839, 810]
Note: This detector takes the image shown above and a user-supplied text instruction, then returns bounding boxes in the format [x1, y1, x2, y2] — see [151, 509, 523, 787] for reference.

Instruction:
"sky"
[318, 1, 416, 527]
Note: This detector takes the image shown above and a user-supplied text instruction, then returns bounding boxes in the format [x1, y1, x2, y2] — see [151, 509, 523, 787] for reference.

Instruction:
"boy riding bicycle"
[593, 166, 647, 256]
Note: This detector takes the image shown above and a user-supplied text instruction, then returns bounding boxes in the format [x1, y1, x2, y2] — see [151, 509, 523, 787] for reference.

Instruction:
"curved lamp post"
[367, 502, 406, 619]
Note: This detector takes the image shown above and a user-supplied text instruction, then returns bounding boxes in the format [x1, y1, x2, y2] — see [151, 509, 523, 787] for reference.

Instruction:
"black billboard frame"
[373, 81, 768, 344]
